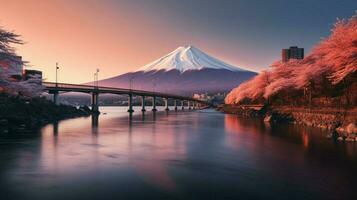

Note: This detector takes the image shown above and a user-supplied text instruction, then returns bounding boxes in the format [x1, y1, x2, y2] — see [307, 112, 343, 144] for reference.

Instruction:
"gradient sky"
[0, 0, 356, 83]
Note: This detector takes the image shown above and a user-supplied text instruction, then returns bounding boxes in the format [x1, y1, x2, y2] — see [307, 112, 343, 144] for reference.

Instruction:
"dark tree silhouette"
[0, 26, 23, 56]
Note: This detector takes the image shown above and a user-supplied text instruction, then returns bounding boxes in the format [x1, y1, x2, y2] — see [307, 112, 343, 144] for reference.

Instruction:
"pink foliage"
[0, 70, 43, 97]
[225, 13, 357, 104]
[225, 71, 271, 104]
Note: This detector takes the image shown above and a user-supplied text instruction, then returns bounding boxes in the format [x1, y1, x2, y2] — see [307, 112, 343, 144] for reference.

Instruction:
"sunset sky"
[0, 0, 356, 83]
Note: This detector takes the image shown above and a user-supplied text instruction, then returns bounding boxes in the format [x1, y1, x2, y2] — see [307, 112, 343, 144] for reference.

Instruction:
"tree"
[225, 12, 357, 107]
[0, 26, 23, 56]
[225, 70, 271, 104]
[0, 25, 43, 97]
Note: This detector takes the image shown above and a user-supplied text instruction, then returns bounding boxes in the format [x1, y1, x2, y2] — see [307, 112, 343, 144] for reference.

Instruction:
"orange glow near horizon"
[0, 0, 262, 84]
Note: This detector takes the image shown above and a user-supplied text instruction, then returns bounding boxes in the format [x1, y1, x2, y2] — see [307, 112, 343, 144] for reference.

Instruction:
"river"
[0, 107, 356, 200]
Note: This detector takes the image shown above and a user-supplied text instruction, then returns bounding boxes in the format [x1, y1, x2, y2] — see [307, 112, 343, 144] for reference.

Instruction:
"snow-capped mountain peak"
[98, 45, 257, 93]
[137, 45, 247, 73]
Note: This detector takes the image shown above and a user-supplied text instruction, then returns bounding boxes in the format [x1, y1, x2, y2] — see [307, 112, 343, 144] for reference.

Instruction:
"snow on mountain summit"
[137, 45, 247, 73]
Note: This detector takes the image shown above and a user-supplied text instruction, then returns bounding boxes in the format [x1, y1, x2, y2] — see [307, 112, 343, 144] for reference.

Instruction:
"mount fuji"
[98, 46, 257, 94]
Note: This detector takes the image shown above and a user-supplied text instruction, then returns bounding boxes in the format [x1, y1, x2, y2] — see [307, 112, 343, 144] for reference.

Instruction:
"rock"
[346, 123, 357, 134]
[80, 105, 91, 113]
[1, 129, 9, 133]
[264, 115, 272, 122]
[0, 119, 8, 126]
[326, 133, 333, 138]
[337, 137, 344, 141]
[335, 127, 345, 134]
[345, 137, 355, 142]
[343, 131, 349, 138]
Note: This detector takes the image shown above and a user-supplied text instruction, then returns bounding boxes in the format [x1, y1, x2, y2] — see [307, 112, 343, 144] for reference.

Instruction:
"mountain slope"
[98, 45, 257, 94]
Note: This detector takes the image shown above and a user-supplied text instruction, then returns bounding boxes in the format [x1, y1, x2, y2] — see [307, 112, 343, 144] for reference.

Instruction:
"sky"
[0, 0, 356, 83]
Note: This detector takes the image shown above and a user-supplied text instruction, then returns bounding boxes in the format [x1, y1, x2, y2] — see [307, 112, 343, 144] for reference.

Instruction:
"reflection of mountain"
[98, 46, 257, 94]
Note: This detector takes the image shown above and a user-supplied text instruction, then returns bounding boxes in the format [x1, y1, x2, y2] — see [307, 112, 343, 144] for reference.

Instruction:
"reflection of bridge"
[43, 82, 209, 112]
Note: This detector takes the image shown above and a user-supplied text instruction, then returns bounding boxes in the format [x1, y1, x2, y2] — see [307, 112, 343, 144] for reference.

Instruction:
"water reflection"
[52, 121, 59, 148]
[141, 111, 145, 121]
[128, 111, 133, 123]
[0, 108, 356, 200]
[302, 131, 309, 149]
[152, 110, 156, 121]
[53, 121, 59, 136]
[91, 114, 99, 136]
[91, 114, 99, 128]
[224, 114, 341, 153]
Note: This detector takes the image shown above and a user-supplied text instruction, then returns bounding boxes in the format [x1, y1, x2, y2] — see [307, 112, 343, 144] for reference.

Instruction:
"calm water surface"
[0, 107, 356, 200]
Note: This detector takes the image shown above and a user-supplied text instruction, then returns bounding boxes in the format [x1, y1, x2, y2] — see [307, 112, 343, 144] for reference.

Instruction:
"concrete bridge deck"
[43, 82, 209, 112]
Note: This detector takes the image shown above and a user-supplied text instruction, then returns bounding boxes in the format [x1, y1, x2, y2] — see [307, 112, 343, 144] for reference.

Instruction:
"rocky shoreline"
[218, 104, 357, 142]
[0, 94, 92, 133]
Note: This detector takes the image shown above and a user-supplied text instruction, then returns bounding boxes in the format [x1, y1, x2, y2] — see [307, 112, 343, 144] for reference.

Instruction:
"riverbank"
[218, 104, 357, 141]
[0, 94, 91, 133]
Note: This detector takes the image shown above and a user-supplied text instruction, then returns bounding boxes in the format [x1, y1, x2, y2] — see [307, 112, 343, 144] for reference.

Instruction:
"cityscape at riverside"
[0, 0, 356, 200]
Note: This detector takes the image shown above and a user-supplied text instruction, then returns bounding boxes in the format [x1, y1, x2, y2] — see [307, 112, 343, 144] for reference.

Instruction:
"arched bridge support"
[152, 96, 157, 112]
[128, 94, 134, 113]
[164, 98, 169, 111]
[174, 100, 178, 111]
[141, 96, 146, 112]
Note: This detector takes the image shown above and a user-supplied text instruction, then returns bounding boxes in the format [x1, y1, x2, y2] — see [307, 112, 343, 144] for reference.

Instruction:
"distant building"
[23, 69, 42, 82]
[0, 53, 23, 80]
[193, 93, 208, 100]
[282, 46, 304, 62]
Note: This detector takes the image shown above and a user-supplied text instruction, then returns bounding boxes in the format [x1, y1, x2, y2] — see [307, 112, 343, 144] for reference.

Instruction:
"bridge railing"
[43, 82, 206, 103]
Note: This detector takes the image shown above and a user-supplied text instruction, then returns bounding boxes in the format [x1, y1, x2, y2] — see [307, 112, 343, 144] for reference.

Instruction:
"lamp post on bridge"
[91, 68, 100, 114]
[94, 68, 99, 88]
[93, 73, 96, 88]
[55, 62, 59, 87]
[52, 62, 60, 105]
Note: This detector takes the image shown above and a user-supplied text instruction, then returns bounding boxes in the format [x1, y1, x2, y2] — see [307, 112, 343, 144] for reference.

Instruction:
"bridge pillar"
[188, 101, 192, 110]
[53, 91, 59, 105]
[164, 98, 169, 111]
[91, 92, 99, 113]
[141, 96, 146, 112]
[152, 96, 157, 112]
[193, 102, 196, 109]
[174, 100, 178, 111]
[128, 94, 134, 113]
[181, 100, 184, 110]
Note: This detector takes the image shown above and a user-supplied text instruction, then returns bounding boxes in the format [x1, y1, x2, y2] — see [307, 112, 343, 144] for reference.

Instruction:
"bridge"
[43, 82, 209, 113]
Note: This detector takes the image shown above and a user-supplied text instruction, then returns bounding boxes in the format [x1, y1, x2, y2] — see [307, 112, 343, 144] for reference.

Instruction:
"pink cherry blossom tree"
[1, 26, 43, 97]
[226, 12, 357, 106]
